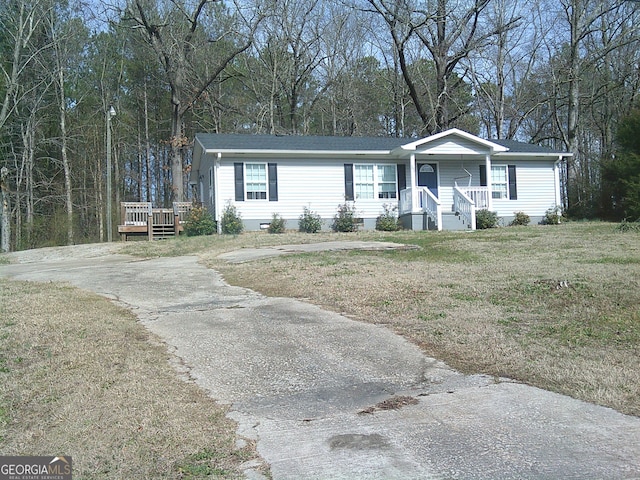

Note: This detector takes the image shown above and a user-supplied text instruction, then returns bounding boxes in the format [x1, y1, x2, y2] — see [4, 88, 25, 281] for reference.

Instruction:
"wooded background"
[1, 0, 639, 250]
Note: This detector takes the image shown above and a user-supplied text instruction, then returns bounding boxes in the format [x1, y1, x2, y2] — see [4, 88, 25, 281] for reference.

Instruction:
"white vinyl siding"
[246, 163, 267, 200]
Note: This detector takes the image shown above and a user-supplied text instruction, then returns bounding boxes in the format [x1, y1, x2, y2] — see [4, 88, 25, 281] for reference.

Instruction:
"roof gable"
[397, 128, 508, 155]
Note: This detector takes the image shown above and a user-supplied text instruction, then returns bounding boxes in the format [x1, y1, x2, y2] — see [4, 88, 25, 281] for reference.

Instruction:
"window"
[352, 164, 398, 200]
[355, 165, 374, 199]
[491, 165, 508, 199]
[377, 165, 397, 199]
[245, 163, 267, 200]
[209, 167, 213, 203]
[480, 164, 517, 200]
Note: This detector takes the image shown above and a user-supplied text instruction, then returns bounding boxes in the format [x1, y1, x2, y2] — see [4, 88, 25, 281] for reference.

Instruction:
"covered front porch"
[390, 130, 506, 231]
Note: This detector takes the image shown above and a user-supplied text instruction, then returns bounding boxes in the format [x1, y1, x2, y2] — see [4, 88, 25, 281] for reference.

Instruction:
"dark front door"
[417, 163, 438, 197]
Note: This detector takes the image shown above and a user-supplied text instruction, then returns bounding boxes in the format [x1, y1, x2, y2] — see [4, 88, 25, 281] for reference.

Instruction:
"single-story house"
[189, 128, 569, 232]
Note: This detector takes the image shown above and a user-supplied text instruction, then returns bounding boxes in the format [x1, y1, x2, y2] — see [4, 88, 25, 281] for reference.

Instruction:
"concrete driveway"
[2, 243, 640, 479]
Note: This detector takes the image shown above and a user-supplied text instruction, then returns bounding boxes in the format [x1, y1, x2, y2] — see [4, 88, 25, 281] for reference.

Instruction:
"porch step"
[152, 224, 176, 240]
[441, 212, 471, 231]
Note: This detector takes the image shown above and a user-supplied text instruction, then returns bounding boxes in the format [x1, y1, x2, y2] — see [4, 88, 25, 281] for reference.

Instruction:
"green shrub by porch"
[476, 209, 499, 229]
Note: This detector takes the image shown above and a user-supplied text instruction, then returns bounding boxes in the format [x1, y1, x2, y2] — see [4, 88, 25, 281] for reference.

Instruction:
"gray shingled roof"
[196, 133, 406, 152]
[195, 133, 565, 154]
[492, 138, 565, 154]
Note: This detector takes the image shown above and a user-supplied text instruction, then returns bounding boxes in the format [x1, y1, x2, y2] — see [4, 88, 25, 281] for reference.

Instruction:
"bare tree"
[359, 0, 518, 133]
[125, 0, 260, 201]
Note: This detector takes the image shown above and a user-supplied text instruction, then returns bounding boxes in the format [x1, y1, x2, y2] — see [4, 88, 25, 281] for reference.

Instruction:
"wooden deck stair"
[118, 202, 193, 241]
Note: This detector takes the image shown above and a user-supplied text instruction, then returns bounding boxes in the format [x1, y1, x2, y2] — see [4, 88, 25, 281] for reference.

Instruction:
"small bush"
[332, 203, 358, 232]
[476, 209, 499, 229]
[376, 204, 401, 231]
[220, 202, 243, 235]
[298, 206, 323, 233]
[543, 206, 562, 225]
[184, 205, 216, 236]
[268, 213, 286, 234]
[509, 211, 530, 227]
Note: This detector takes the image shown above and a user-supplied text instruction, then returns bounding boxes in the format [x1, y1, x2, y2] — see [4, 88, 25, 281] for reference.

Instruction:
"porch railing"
[453, 186, 476, 230]
[399, 187, 442, 231]
[457, 186, 490, 210]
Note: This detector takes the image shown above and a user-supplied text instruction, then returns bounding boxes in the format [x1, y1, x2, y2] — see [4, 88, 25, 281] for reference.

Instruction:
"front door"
[417, 163, 438, 197]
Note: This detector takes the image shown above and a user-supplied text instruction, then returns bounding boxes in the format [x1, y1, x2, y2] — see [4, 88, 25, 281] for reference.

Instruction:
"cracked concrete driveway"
[2, 243, 640, 479]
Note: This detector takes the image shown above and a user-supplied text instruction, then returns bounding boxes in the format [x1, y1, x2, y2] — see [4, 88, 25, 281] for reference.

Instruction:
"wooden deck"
[118, 202, 193, 241]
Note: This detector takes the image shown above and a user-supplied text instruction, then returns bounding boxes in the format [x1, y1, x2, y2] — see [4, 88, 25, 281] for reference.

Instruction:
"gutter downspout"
[215, 152, 222, 235]
[554, 155, 562, 212]
[485, 153, 493, 212]
[410, 153, 417, 213]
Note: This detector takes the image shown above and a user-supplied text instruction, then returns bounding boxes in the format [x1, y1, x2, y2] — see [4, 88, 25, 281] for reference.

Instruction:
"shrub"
[476, 209, 499, 229]
[184, 205, 216, 236]
[332, 202, 358, 232]
[268, 213, 286, 234]
[543, 206, 562, 225]
[509, 211, 530, 227]
[220, 201, 243, 235]
[298, 206, 323, 233]
[376, 204, 401, 231]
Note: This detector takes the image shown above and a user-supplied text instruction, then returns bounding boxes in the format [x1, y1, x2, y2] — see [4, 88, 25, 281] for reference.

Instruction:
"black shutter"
[397, 164, 406, 194]
[508, 165, 517, 200]
[268, 163, 278, 201]
[344, 164, 354, 201]
[479, 165, 487, 187]
[234, 163, 244, 201]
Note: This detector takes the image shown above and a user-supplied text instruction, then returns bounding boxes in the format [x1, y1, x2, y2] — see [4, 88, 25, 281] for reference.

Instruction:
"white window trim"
[354, 163, 398, 200]
[245, 162, 268, 201]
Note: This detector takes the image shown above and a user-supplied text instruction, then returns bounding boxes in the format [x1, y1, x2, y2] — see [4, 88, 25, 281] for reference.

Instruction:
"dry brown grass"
[196, 223, 640, 416]
[0, 279, 261, 479]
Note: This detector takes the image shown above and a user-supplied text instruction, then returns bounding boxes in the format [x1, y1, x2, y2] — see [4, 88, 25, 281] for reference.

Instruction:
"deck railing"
[119, 202, 195, 240]
[121, 202, 152, 225]
[453, 186, 476, 230]
[173, 202, 193, 224]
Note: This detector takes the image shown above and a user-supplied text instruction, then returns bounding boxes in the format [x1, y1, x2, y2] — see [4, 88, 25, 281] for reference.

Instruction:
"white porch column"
[485, 153, 492, 211]
[410, 153, 417, 212]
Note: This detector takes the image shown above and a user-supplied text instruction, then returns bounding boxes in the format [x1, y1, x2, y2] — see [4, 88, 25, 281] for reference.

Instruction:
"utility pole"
[106, 106, 116, 242]
[1, 166, 9, 252]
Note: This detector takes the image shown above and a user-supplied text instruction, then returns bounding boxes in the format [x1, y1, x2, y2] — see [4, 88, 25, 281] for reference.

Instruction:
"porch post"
[410, 153, 417, 212]
[485, 153, 492, 211]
